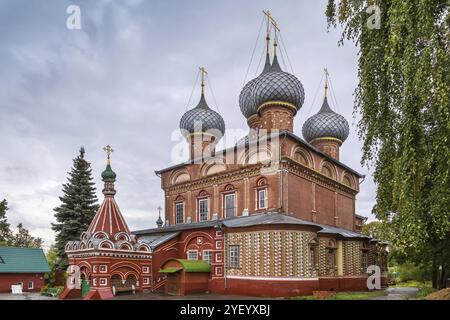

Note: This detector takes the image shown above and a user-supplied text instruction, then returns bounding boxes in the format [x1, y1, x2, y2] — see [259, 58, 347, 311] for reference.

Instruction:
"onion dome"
[101, 145, 116, 181]
[239, 54, 272, 119]
[179, 93, 225, 136]
[180, 68, 225, 138]
[101, 164, 116, 180]
[302, 96, 350, 144]
[251, 56, 305, 115]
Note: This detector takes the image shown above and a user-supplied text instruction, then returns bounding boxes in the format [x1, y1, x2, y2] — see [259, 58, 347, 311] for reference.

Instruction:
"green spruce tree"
[52, 147, 99, 268]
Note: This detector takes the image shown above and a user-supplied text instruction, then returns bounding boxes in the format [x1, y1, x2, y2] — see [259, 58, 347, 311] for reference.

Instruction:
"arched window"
[326, 240, 337, 275]
[309, 238, 318, 271]
[223, 185, 237, 218]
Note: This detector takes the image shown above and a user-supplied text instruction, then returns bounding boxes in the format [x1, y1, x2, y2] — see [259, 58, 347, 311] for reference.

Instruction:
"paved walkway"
[0, 292, 58, 300]
[112, 292, 275, 300]
[369, 287, 419, 300]
[0, 287, 420, 300]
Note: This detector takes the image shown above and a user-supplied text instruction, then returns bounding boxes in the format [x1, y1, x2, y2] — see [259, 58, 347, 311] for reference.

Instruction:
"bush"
[40, 284, 49, 295]
[396, 262, 430, 283]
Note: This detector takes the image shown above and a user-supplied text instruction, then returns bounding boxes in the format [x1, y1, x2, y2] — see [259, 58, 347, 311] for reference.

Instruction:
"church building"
[62, 12, 388, 299]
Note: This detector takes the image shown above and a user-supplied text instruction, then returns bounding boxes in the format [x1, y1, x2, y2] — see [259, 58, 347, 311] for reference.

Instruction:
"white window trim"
[257, 188, 268, 210]
[28, 281, 33, 290]
[198, 198, 209, 222]
[224, 193, 237, 218]
[229, 245, 240, 268]
[187, 250, 198, 260]
[175, 202, 184, 224]
[202, 250, 213, 264]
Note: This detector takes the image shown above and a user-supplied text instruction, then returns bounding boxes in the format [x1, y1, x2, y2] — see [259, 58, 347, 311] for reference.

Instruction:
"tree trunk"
[431, 262, 438, 289]
[438, 268, 448, 290]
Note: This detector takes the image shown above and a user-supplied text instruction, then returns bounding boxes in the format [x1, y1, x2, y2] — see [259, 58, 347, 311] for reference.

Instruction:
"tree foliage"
[52, 147, 99, 268]
[0, 199, 43, 248]
[8, 223, 43, 248]
[325, 0, 449, 288]
[0, 199, 12, 245]
[362, 220, 391, 241]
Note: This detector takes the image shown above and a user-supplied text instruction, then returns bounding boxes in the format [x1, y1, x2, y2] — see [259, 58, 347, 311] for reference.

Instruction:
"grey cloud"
[0, 0, 376, 249]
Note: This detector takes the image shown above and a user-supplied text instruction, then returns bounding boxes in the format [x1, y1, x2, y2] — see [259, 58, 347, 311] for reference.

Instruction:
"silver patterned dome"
[179, 93, 225, 137]
[239, 55, 272, 119]
[251, 56, 305, 114]
[302, 97, 349, 143]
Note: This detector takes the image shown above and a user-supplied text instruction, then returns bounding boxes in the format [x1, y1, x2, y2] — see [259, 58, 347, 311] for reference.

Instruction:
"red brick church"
[61, 13, 388, 299]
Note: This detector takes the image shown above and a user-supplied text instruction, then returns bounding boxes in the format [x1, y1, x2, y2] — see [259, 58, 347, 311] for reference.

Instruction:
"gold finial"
[262, 10, 272, 56]
[103, 145, 114, 165]
[157, 206, 162, 217]
[270, 17, 280, 57]
[324, 68, 329, 98]
[199, 67, 208, 95]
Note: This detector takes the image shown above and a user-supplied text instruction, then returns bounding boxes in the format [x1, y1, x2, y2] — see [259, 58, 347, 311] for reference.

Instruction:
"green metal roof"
[0, 246, 50, 273]
[162, 259, 211, 273]
[158, 267, 182, 273]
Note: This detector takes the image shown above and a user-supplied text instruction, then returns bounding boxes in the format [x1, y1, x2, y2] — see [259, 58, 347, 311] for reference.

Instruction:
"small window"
[224, 193, 236, 218]
[198, 198, 209, 222]
[362, 252, 369, 273]
[28, 281, 34, 290]
[257, 189, 267, 209]
[229, 245, 240, 268]
[327, 249, 335, 273]
[175, 202, 184, 224]
[309, 247, 317, 270]
[203, 250, 213, 265]
[187, 250, 198, 260]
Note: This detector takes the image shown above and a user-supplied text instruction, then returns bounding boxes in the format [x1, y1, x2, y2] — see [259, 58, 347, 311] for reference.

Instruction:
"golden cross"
[262, 10, 272, 55]
[199, 66, 208, 95]
[157, 206, 162, 216]
[103, 145, 114, 165]
[270, 16, 280, 57]
[324, 68, 329, 97]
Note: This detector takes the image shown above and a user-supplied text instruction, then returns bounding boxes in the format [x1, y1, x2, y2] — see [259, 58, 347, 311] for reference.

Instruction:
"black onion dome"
[239, 55, 272, 119]
[180, 94, 225, 137]
[302, 97, 350, 143]
[251, 56, 305, 114]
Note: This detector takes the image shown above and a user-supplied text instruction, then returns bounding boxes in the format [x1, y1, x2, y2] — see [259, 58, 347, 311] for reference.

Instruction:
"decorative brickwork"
[343, 241, 362, 276]
[226, 230, 316, 278]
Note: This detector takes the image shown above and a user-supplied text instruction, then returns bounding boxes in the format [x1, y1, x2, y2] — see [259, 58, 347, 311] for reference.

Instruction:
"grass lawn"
[291, 291, 385, 300]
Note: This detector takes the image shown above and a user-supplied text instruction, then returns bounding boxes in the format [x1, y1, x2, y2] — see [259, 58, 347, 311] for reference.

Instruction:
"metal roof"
[0, 246, 50, 273]
[137, 232, 180, 250]
[317, 224, 370, 239]
[133, 212, 371, 240]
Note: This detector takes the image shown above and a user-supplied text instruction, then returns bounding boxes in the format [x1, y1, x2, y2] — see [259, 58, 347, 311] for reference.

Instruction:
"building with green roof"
[0, 246, 50, 293]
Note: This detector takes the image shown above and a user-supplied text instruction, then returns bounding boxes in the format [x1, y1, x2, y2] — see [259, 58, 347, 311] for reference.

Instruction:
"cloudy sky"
[0, 0, 377, 250]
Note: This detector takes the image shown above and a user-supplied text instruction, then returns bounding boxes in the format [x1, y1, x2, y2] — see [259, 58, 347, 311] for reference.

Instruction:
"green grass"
[291, 291, 385, 300]
[393, 280, 431, 288]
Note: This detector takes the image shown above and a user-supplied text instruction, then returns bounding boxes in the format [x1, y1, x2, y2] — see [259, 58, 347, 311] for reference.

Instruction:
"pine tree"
[0, 199, 12, 245]
[52, 147, 99, 268]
